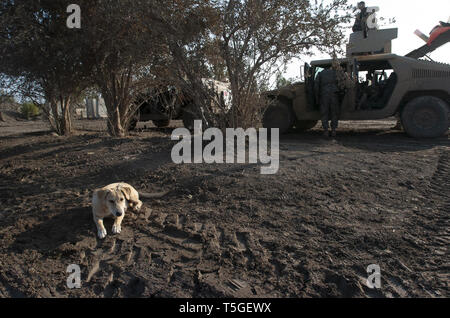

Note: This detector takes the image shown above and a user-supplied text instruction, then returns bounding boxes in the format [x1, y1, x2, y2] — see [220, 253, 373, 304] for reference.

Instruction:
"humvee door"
[340, 59, 358, 113]
[304, 63, 317, 110]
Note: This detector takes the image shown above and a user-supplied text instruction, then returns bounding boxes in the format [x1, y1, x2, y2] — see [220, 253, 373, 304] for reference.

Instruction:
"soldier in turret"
[353, 1, 369, 35]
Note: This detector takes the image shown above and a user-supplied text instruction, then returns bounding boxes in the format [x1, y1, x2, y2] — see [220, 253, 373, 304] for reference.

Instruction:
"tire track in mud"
[416, 150, 450, 295]
[82, 200, 414, 297]
[429, 151, 450, 211]
[81, 209, 208, 297]
[141, 210, 275, 297]
[427, 151, 450, 251]
[141, 213, 315, 297]
[380, 149, 450, 298]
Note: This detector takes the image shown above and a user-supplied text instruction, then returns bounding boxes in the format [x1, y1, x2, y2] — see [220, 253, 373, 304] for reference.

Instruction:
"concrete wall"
[82, 96, 108, 119]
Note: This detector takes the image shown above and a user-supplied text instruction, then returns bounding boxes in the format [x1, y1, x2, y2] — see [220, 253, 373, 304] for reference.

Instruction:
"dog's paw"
[112, 224, 122, 234]
[97, 228, 107, 239]
[129, 200, 143, 212]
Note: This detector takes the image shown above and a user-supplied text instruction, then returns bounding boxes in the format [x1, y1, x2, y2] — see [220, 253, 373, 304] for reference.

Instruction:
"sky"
[284, 0, 450, 79]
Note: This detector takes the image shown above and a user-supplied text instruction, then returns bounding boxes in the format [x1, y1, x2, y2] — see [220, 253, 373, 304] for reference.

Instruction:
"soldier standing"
[316, 63, 342, 138]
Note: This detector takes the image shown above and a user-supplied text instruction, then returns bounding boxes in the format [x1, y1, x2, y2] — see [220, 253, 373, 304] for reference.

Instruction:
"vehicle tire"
[263, 102, 293, 135]
[152, 119, 171, 128]
[294, 120, 318, 132]
[128, 117, 138, 131]
[182, 105, 200, 131]
[401, 96, 449, 138]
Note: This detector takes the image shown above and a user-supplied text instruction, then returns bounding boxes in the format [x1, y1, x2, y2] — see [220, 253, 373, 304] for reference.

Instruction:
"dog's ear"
[96, 189, 110, 201]
[120, 186, 132, 201]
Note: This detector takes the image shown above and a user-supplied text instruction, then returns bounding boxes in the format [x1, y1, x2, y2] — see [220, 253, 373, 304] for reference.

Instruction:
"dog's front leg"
[94, 216, 107, 239]
[112, 215, 124, 234]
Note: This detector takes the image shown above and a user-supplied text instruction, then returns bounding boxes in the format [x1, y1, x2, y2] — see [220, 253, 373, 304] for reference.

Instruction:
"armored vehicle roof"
[310, 54, 450, 72]
[310, 53, 397, 67]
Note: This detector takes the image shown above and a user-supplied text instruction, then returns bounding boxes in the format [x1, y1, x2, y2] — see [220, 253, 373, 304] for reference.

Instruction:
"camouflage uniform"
[352, 2, 368, 34]
[317, 68, 340, 133]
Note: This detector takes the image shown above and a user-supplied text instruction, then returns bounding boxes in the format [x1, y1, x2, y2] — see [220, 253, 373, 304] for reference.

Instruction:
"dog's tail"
[139, 191, 169, 199]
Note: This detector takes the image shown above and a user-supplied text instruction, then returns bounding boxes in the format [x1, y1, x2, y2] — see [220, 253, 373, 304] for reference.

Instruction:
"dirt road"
[0, 119, 448, 297]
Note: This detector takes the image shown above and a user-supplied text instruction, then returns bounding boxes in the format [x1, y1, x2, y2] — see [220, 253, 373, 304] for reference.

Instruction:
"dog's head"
[97, 187, 128, 218]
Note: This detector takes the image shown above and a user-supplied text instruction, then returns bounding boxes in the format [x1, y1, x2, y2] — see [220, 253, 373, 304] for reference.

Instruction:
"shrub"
[20, 102, 40, 119]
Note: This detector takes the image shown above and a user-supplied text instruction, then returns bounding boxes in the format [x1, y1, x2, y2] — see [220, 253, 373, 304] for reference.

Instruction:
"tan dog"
[92, 183, 143, 239]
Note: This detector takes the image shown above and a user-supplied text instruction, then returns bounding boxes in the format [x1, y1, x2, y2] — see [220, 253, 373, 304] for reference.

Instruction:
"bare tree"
[216, 0, 351, 128]
[132, 0, 234, 130]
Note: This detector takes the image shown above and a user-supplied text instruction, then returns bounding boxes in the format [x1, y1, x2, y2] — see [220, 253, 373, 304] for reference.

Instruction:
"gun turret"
[348, 3, 398, 57]
[347, 28, 398, 57]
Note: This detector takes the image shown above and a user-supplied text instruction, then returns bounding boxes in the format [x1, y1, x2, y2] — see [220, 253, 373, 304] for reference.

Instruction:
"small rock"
[142, 208, 152, 220]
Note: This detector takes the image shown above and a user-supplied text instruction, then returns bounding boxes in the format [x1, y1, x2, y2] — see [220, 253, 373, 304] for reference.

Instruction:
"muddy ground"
[0, 117, 448, 298]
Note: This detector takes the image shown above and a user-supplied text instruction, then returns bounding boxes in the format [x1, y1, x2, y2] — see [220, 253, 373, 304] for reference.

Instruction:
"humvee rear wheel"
[401, 96, 449, 138]
[263, 102, 293, 134]
[294, 120, 318, 132]
[128, 118, 138, 131]
[152, 119, 171, 128]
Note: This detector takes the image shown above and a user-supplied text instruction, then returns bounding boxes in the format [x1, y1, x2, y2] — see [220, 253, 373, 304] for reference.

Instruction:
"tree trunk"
[228, 76, 242, 128]
[99, 69, 133, 137]
[61, 98, 73, 136]
[50, 99, 62, 135]
[46, 96, 74, 136]
[107, 105, 125, 137]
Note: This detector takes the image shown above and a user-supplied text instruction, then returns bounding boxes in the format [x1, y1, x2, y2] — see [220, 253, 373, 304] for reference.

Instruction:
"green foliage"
[20, 102, 40, 119]
[0, 90, 15, 105]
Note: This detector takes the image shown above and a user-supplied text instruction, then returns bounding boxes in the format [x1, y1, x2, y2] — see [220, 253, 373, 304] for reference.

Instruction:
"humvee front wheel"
[401, 96, 449, 138]
[294, 120, 318, 132]
[263, 102, 293, 134]
[128, 113, 140, 131]
[152, 119, 171, 128]
[182, 105, 199, 131]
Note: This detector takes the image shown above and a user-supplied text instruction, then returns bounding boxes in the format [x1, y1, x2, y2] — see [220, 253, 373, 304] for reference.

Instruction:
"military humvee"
[263, 25, 450, 138]
[131, 79, 231, 130]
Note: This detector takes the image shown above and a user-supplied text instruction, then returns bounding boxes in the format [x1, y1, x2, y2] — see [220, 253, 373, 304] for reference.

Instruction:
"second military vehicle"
[131, 79, 231, 130]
